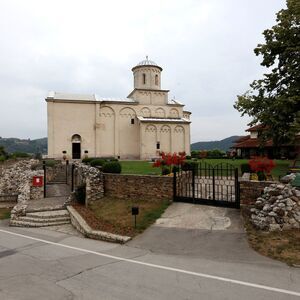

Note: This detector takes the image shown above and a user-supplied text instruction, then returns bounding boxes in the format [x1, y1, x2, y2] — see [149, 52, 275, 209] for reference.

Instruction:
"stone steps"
[26, 210, 70, 219]
[10, 209, 71, 228]
[10, 219, 70, 227]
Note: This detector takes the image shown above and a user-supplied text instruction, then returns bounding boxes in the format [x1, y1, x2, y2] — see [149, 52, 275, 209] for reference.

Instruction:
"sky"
[0, 0, 286, 142]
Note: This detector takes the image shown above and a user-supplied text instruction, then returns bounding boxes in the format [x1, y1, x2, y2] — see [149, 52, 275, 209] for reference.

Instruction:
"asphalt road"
[0, 208, 300, 300]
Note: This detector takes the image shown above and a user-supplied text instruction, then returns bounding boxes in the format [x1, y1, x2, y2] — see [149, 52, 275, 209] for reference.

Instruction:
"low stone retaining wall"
[239, 180, 276, 206]
[67, 206, 131, 243]
[104, 174, 173, 201]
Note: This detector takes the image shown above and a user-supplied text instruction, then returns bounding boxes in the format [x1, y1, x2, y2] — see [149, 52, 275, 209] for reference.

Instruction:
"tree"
[234, 0, 300, 145]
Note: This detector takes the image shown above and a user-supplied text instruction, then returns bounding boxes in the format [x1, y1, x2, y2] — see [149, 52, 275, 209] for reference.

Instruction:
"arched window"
[155, 74, 158, 85]
[143, 73, 146, 84]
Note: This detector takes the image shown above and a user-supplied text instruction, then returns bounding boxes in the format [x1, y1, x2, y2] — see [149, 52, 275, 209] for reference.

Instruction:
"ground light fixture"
[131, 206, 139, 228]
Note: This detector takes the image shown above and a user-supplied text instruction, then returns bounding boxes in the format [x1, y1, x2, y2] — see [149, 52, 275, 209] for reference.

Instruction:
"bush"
[82, 157, 94, 164]
[0, 156, 6, 163]
[109, 158, 119, 162]
[172, 166, 179, 173]
[240, 163, 251, 174]
[161, 166, 171, 175]
[11, 152, 31, 158]
[182, 161, 198, 171]
[102, 161, 122, 173]
[75, 183, 86, 204]
[90, 159, 106, 167]
[44, 160, 57, 167]
[191, 150, 199, 158]
[206, 149, 225, 158]
[185, 155, 192, 160]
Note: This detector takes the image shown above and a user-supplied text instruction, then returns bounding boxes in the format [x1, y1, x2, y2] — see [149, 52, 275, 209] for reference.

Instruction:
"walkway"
[26, 183, 70, 212]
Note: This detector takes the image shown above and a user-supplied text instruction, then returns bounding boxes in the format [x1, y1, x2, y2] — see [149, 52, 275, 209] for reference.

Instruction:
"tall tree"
[234, 0, 300, 144]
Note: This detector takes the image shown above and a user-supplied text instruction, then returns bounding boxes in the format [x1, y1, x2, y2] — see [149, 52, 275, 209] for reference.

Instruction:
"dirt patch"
[72, 197, 170, 237]
[242, 207, 300, 266]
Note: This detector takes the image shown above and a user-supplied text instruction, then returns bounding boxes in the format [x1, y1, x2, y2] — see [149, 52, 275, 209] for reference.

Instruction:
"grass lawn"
[120, 160, 161, 175]
[73, 197, 170, 237]
[0, 208, 11, 220]
[242, 208, 300, 266]
[120, 159, 291, 179]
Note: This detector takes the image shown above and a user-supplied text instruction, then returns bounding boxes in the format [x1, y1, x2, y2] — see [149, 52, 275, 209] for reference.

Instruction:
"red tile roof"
[233, 137, 273, 148]
[246, 124, 267, 132]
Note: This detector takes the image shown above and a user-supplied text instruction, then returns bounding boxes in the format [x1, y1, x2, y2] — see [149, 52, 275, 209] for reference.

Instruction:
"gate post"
[71, 164, 75, 192]
[173, 170, 177, 202]
[43, 160, 46, 198]
[212, 167, 215, 200]
[235, 168, 240, 208]
[192, 168, 195, 203]
[66, 160, 69, 184]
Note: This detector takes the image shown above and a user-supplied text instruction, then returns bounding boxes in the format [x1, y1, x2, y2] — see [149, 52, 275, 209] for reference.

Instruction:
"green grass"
[0, 208, 11, 220]
[120, 159, 290, 179]
[120, 160, 161, 175]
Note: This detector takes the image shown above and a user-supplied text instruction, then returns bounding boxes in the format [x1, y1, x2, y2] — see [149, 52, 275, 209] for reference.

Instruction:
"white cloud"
[0, 0, 285, 140]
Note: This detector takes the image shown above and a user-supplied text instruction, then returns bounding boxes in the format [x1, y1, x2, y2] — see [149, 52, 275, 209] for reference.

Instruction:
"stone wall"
[239, 180, 276, 206]
[0, 159, 44, 218]
[72, 162, 104, 206]
[250, 182, 300, 231]
[104, 174, 173, 201]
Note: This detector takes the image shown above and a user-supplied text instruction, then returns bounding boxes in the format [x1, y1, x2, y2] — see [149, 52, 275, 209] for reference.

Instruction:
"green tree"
[234, 0, 300, 144]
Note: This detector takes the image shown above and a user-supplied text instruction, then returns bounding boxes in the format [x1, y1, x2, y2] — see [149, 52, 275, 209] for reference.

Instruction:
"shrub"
[206, 149, 225, 158]
[240, 163, 251, 174]
[162, 166, 171, 175]
[44, 160, 57, 167]
[109, 158, 119, 162]
[182, 161, 199, 172]
[185, 155, 192, 160]
[82, 157, 94, 164]
[11, 152, 31, 158]
[191, 150, 200, 158]
[172, 165, 179, 173]
[90, 159, 106, 167]
[0, 156, 6, 163]
[75, 183, 86, 204]
[102, 161, 122, 173]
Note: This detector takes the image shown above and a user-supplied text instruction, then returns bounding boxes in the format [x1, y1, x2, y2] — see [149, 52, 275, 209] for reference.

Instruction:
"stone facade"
[104, 173, 173, 201]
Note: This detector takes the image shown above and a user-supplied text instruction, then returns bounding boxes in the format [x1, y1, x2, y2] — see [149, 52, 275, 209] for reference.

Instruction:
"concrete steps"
[10, 209, 71, 228]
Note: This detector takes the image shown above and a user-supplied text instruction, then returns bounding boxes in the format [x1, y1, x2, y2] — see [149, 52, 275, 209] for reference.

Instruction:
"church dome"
[132, 56, 162, 71]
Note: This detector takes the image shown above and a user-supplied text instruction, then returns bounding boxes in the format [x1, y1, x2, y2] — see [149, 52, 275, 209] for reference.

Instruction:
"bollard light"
[131, 206, 139, 228]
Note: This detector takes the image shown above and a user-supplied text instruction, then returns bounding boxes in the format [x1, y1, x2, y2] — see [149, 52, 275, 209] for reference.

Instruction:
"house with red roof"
[232, 125, 299, 159]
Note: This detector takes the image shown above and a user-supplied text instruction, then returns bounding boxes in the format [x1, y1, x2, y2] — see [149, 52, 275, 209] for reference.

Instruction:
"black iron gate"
[43, 160, 70, 198]
[173, 162, 240, 208]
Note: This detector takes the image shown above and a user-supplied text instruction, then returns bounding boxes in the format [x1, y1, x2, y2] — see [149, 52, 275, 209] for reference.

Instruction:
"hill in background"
[191, 136, 242, 152]
[0, 137, 47, 154]
[1, 135, 242, 155]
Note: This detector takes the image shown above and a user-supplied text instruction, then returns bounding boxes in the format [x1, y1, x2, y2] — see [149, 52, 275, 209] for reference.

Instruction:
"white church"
[46, 58, 191, 160]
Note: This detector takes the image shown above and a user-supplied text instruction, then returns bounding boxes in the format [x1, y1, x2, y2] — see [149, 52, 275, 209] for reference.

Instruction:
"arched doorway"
[72, 134, 81, 159]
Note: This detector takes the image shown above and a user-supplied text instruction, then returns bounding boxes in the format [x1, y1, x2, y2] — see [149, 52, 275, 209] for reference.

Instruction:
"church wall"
[98, 106, 115, 157]
[48, 102, 96, 159]
[140, 122, 190, 160]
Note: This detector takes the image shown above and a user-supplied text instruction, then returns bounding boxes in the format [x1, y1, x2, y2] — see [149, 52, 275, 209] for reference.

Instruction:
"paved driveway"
[0, 204, 300, 299]
[128, 203, 270, 262]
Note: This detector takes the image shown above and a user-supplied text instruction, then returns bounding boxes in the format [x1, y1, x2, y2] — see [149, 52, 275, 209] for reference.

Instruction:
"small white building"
[46, 58, 191, 160]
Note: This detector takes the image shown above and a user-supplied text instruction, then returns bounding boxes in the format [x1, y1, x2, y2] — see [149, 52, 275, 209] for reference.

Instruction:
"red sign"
[32, 176, 43, 187]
